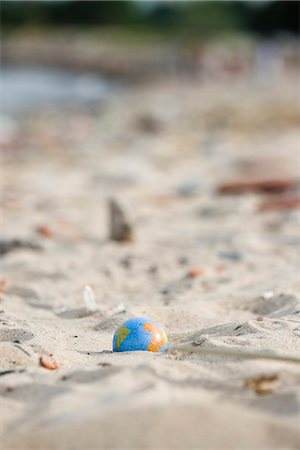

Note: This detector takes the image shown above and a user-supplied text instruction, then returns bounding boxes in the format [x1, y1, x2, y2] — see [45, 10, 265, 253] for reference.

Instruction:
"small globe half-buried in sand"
[113, 317, 168, 352]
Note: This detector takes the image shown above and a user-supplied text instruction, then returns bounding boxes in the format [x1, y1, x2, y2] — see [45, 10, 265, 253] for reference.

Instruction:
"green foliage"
[175, 2, 243, 35]
[1, 1, 299, 37]
[1, 1, 139, 28]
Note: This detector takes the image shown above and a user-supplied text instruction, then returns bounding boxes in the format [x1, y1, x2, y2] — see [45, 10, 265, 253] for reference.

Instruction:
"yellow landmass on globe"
[143, 322, 168, 352]
[116, 326, 130, 350]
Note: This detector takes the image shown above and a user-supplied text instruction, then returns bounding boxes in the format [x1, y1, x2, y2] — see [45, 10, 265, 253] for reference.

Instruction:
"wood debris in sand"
[217, 178, 298, 195]
[259, 195, 300, 212]
[108, 198, 133, 242]
[244, 374, 279, 395]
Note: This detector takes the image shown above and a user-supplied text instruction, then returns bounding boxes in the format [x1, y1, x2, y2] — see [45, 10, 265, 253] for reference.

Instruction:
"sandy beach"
[1, 65, 300, 449]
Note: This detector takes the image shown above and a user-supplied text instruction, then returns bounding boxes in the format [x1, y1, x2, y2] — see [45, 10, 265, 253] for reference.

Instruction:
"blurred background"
[0, 0, 299, 216]
[1, 0, 299, 116]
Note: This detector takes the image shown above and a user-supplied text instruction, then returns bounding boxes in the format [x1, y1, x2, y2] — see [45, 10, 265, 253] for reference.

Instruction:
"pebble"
[108, 198, 133, 242]
[260, 290, 274, 300]
[218, 251, 243, 262]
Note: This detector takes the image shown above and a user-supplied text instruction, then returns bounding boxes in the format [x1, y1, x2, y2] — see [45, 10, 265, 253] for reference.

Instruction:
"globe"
[113, 317, 168, 352]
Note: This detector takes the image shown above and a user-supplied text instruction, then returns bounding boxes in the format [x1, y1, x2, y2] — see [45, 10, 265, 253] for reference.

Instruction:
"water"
[0, 66, 116, 115]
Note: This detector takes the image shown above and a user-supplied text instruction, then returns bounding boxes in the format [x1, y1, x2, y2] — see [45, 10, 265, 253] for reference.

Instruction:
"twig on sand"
[170, 342, 300, 365]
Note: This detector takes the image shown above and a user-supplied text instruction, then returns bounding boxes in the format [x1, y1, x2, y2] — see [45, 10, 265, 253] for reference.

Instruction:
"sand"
[1, 71, 300, 449]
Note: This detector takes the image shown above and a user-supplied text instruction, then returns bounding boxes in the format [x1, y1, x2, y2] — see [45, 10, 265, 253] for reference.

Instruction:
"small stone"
[0, 239, 42, 256]
[176, 182, 200, 197]
[39, 354, 58, 370]
[108, 198, 133, 242]
[35, 225, 54, 238]
[186, 268, 205, 278]
[194, 337, 207, 346]
[135, 114, 162, 134]
[260, 290, 274, 300]
[119, 255, 132, 269]
[244, 374, 279, 395]
[161, 288, 169, 295]
[178, 256, 188, 266]
[111, 303, 126, 315]
[148, 264, 158, 274]
[218, 251, 242, 262]
[98, 362, 112, 368]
